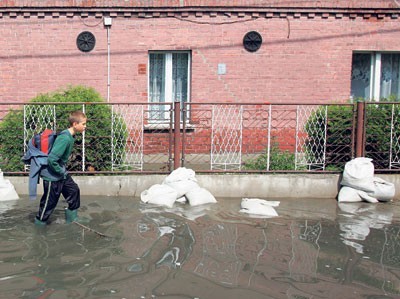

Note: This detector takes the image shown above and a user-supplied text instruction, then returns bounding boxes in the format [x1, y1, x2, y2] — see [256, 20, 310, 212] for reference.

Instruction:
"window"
[148, 51, 191, 121]
[351, 52, 400, 101]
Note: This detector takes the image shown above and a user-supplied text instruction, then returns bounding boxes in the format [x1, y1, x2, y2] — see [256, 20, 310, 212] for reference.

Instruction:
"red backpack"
[32, 128, 57, 154]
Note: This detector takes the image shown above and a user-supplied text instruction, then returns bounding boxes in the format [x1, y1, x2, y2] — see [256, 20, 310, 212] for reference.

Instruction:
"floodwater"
[0, 196, 400, 299]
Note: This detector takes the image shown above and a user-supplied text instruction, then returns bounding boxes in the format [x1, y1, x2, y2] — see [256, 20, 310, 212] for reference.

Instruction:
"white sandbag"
[341, 157, 375, 192]
[358, 190, 379, 203]
[0, 171, 19, 201]
[338, 186, 379, 203]
[239, 198, 279, 217]
[369, 177, 395, 202]
[163, 167, 197, 184]
[140, 184, 178, 208]
[164, 180, 200, 198]
[185, 187, 217, 206]
[338, 186, 362, 202]
[338, 177, 395, 203]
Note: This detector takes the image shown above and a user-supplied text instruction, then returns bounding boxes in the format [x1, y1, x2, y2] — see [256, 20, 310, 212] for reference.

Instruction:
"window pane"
[149, 53, 166, 120]
[351, 53, 371, 100]
[380, 53, 400, 100]
[149, 53, 165, 103]
[172, 53, 189, 104]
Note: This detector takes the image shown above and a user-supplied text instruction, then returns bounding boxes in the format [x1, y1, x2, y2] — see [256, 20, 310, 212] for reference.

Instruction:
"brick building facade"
[1, 0, 399, 105]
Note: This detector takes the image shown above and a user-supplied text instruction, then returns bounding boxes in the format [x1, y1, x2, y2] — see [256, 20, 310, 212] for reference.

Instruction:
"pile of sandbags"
[338, 157, 395, 203]
[0, 169, 19, 201]
[141, 167, 217, 208]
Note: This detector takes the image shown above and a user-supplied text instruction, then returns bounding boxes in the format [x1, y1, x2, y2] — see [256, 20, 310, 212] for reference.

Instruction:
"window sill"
[144, 123, 195, 132]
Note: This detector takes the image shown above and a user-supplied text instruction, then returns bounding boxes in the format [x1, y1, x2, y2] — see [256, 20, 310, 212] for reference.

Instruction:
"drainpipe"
[104, 17, 112, 102]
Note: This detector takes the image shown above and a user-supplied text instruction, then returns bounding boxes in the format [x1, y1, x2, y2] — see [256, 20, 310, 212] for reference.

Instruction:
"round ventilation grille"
[243, 31, 262, 52]
[77, 31, 96, 52]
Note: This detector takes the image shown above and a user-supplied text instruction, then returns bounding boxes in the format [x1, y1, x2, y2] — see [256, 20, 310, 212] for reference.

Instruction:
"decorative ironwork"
[243, 31, 262, 52]
[295, 105, 327, 170]
[112, 105, 144, 171]
[76, 31, 96, 52]
[211, 105, 243, 170]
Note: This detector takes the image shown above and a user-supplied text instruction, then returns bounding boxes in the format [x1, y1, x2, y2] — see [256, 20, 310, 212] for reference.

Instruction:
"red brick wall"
[0, 6, 399, 155]
[1, 11, 399, 105]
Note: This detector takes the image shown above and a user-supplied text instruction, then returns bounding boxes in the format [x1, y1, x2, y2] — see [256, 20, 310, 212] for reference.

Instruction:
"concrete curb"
[8, 173, 400, 199]
[6, 174, 400, 199]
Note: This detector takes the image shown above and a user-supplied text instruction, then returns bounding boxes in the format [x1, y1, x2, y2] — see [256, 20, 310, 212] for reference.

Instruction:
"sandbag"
[239, 198, 279, 217]
[0, 171, 19, 201]
[140, 184, 178, 208]
[338, 186, 362, 202]
[369, 177, 395, 202]
[357, 190, 379, 203]
[338, 186, 378, 203]
[338, 177, 394, 203]
[163, 167, 200, 197]
[164, 180, 200, 198]
[163, 167, 197, 184]
[185, 187, 217, 206]
[341, 157, 375, 192]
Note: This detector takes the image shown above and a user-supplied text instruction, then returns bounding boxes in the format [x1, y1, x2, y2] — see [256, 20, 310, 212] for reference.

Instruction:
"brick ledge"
[0, 8, 398, 20]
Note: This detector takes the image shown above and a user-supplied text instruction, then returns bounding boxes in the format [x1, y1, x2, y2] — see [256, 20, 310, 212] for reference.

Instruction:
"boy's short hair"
[68, 110, 87, 126]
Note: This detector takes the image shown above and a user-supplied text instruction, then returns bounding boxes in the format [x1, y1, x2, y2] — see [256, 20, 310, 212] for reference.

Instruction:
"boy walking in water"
[35, 110, 87, 225]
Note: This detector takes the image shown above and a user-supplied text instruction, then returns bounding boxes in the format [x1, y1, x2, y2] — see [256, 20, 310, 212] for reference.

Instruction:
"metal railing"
[182, 103, 355, 172]
[0, 101, 398, 174]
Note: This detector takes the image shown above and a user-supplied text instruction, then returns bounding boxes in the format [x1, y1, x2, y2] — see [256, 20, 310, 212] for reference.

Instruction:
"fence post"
[356, 101, 365, 157]
[174, 101, 181, 169]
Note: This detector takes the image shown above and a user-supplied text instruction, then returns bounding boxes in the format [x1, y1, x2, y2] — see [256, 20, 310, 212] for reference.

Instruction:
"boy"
[35, 110, 87, 225]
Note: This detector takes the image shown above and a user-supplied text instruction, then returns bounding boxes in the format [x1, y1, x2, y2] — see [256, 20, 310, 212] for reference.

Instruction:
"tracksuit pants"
[36, 174, 80, 222]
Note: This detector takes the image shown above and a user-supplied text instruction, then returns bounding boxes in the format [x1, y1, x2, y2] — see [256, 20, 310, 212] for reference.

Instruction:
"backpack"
[32, 128, 58, 154]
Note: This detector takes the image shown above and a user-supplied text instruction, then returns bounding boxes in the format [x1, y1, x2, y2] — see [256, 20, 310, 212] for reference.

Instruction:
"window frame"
[147, 50, 191, 124]
[351, 51, 400, 101]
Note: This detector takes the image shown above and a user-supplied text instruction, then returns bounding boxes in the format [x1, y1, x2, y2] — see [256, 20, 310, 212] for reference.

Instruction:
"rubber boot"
[65, 208, 78, 224]
[34, 217, 47, 226]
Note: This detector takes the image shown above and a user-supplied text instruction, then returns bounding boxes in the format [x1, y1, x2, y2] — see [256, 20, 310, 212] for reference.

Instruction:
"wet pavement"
[0, 196, 400, 299]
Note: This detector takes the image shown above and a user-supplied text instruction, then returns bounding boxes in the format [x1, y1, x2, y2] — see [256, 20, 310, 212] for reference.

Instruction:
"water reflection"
[338, 203, 393, 254]
[0, 197, 399, 298]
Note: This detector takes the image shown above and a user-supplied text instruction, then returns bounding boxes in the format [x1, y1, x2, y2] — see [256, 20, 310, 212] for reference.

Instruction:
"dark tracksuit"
[36, 129, 80, 222]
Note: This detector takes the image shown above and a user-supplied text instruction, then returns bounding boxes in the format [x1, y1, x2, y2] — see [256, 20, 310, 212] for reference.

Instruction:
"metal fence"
[0, 101, 398, 174]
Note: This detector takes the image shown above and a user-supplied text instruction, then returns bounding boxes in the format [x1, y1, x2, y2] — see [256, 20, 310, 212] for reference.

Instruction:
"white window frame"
[352, 51, 400, 101]
[148, 51, 191, 123]
[371, 52, 381, 101]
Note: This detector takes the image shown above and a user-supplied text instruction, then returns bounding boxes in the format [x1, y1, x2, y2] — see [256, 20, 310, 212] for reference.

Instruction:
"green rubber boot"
[65, 208, 78, 224]
[34, 218, 47, 226]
